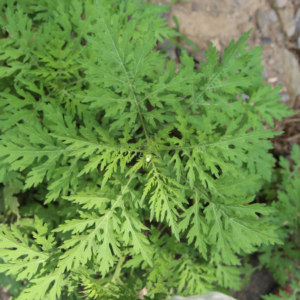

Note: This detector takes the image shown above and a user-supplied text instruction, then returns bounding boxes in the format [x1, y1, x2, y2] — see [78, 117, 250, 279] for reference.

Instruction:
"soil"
[230, 254, 278, 300]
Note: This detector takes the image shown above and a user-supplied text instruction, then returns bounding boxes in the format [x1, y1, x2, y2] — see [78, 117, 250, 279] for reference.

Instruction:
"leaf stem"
[111, 256, 126, 285]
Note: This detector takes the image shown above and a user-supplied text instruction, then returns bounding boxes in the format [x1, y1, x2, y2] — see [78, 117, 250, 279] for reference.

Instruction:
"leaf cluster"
[0, 0, 293, 299]
[259, 144, 300, 286]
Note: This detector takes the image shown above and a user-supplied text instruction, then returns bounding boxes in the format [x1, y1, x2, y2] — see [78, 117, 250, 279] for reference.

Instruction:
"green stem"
[157, 223, 168, 233]
[111, 256, 126, 285]
[110, 256, 138, 298]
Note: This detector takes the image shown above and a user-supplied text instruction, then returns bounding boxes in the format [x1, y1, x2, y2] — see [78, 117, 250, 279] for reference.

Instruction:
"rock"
[260, 37, 272, 44]
[296, 7, 300, 19]
[278, 2, 296, 37]
[240, 94, 250, 100]
[159, 39, 177, 61]
[170, 292, 236, 300]
[283, 49, 300, 99]
[268, 58, 275, 65]
[192, 2, 199, 11]
[273, 0, 288, 8]
[257, 9, 268, 31]
[268, 77, 278, 83]
[276, 32, 284, 42]
[279, 92, 291, 102]
[138, 287, 147, 299]
[296, 18, 300, 35]
[297, 37, 300, 49]
[210, 37, 222, 52]
[261, 70, 268, 78]
[268, 10, 278, 21]
[284, 20, 296, 37]
[278, 10, 296, 38]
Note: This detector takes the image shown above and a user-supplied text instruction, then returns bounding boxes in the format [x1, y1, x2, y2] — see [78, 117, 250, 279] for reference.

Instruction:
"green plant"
[259, 144, 300, 287]
[0, 0, 293, 299]
[262, 272, 300, 300]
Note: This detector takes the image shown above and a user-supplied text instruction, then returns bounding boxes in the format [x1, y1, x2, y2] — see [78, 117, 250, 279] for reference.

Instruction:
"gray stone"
[257, 9, 268, 31]
[260, 37, 272, 44]
[296, 17, 300, 36]
[296, 7, 300, 19]
[285, 20, 296, 37]
[276, 32, 284, 42]
[273, 0, 288, 8]
[192, 2, 199, 11]
[279, 92, 291, 102]
[278, 8, 296, 37]
[170, 292, 236, 300]
[241, 94, 250, 100]
[261, 70, 268, 78]
[297, 37, 300, 49]
[159, 39, 177, 61]
[283, 49, 300, 98]
[268, 10, 278, 21]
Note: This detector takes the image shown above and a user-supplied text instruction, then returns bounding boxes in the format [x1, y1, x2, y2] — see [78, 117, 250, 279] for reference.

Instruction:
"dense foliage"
[260, 144, 300, 300]
[0, 0, 294, 299]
